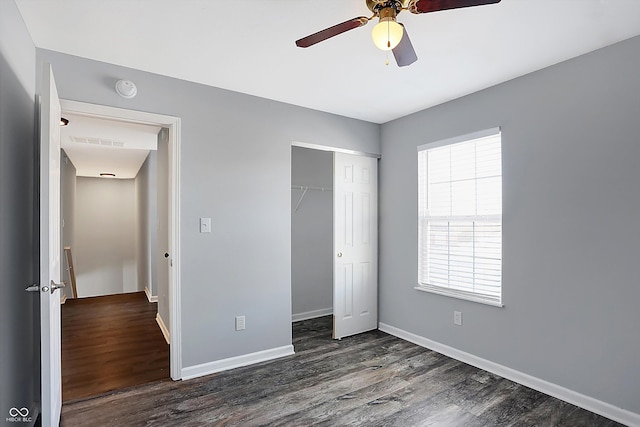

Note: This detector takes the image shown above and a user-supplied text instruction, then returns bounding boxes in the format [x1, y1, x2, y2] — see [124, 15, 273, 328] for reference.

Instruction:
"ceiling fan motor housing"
[366, 0, 404, 14]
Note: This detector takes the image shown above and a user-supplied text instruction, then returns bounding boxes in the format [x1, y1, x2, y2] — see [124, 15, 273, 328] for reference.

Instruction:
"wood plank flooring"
[61, 292, 169, 402]
[61, 316, 621, 426]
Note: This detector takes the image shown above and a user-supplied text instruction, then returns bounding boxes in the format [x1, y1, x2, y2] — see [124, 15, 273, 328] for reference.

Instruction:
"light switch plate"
[235, 315, 245, 331]
[200, 217, 211, 233]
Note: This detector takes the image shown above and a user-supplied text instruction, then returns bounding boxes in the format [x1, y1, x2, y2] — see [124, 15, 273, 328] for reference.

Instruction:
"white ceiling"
[16, 0, 640, 124]
[60, 113, 161, 179]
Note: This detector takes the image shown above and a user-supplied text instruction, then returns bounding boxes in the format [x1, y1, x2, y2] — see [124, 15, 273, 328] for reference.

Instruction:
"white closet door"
[333, 152, 378, 339]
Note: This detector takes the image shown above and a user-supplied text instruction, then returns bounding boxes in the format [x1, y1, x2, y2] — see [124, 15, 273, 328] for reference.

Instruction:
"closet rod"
[291, 185, 332, 213]
[291, 185, 332, 192]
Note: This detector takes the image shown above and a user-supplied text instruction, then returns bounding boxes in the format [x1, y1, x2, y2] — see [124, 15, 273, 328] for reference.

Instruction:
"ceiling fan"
[295, 0, 501, 67]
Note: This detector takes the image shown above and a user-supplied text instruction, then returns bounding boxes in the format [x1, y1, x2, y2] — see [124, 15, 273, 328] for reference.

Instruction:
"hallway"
[61, 292, 169, 402]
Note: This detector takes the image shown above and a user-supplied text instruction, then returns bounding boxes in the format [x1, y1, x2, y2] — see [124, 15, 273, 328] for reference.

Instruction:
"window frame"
[415, 127, 504, 307]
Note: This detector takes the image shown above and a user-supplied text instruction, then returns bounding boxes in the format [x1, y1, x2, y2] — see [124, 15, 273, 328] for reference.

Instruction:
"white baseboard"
[156, 313, 170, 345]
[292, 307, 333, 322]
[378, 322, 640, 427]
[181, 345, 295, 380]
[145, 286, 158, 303]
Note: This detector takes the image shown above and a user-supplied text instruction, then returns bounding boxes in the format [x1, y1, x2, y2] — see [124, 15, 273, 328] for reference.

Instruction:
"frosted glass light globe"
[371, 18, 403, 51]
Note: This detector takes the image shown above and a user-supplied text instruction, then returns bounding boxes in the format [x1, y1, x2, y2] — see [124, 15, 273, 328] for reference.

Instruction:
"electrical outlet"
[454, 311, 462, 326]
[235, 315, 245, 331]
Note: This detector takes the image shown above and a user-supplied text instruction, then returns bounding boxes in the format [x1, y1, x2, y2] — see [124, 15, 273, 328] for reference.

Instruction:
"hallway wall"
[61, 149, 77, 299]
[135, 151, 158, 298]
[75, 177, 139, 297]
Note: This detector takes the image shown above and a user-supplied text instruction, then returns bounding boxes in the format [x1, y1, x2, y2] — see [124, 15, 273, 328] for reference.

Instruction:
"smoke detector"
[115, 79, 137, 99]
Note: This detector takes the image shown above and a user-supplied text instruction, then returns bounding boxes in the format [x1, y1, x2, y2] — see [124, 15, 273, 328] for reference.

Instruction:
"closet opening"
[291, 143, 380, 342]
[291, 146, 334, 325]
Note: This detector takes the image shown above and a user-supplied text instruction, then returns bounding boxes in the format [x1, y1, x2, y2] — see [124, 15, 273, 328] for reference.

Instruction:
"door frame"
[61, 99, 183, 380]
[290, 141, 380, 334]
[292, 141, 380, 159]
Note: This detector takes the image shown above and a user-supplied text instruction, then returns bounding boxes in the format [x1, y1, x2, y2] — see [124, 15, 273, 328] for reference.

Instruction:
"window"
[416, 128, 502, 306]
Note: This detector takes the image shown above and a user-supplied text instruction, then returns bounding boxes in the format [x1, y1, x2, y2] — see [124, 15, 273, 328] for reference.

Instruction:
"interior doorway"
[58, 113, 171, 400]
[59, 100, 182, 384]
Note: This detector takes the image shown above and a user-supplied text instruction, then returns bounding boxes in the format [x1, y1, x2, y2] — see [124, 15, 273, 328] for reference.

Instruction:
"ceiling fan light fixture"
[371, 16, 403, 51]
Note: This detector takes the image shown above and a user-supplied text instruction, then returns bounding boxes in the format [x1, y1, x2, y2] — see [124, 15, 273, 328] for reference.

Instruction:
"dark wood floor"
[61, 292, 169, 402]
[61, 316, 621, 426]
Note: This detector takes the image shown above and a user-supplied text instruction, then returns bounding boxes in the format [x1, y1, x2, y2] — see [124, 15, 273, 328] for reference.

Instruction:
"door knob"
[337, 252, 343, 258]
[25, 284, 39, 292]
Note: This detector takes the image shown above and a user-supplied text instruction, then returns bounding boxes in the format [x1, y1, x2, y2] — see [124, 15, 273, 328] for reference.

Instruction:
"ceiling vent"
[70, 136, 126, 148]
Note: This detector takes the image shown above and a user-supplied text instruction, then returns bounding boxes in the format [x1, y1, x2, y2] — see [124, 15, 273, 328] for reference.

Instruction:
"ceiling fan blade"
[409, 0, 500, 14]
[295, 17, 369, 48]
[393, 24, 417, 67]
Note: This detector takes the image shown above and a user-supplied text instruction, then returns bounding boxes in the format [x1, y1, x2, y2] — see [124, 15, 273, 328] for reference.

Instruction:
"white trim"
[292, 308, 333, 322]
[156, 313, 170, 345]
[414, 286, 504, 308]
[59, 293, 67, 305]
[168, 118, 182, 380]
[417, 127, 501, 152]
[378, 322, 640, 427]
[181, 345, 295, 380]
[60, 100, 178, 127]
[144, 286, 158, 303]
[292, 141, 381, 159]
[60, 99, 182, 380]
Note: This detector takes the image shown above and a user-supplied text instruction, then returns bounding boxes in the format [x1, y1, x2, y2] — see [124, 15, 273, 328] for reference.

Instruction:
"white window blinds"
[417, 129, 502, 306]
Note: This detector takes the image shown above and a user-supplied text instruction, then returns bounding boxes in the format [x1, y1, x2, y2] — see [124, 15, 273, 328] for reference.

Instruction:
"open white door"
[333, 152, 378, 339]
[40, 64, 63, 426]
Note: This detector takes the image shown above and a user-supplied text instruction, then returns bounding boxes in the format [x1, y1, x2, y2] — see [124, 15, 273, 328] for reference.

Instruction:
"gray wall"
[0, 0, 39, 422]
[157, 131, 169, 330]
[135, 151, 158, 297]
[36, 49, 380, 367]
[75, 177, 139, 297]
[60, 149, 76, 299]
[291, 147, 333, 318]
[379, 35, 640, 413]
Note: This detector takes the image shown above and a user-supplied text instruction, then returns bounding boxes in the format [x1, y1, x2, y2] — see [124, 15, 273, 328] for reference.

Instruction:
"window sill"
[414, 285, 504, 308]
